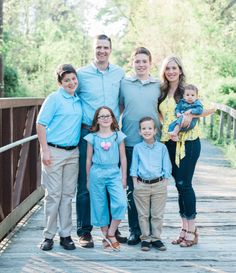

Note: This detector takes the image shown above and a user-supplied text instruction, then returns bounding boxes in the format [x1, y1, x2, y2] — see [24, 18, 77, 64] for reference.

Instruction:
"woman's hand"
[181, 113, 193, 128]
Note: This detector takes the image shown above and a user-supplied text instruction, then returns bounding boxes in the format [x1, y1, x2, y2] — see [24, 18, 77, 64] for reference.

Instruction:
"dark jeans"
[165, 138, 201, 220]
[76, 127, 92, 236]
[126, 146, 141, 235]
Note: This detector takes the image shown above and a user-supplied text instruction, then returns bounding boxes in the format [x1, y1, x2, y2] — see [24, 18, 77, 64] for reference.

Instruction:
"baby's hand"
[176, 113, 182, 118]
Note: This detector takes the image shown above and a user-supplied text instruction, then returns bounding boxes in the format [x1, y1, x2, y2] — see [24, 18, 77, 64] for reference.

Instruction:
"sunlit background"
[2, 0, 236, 111]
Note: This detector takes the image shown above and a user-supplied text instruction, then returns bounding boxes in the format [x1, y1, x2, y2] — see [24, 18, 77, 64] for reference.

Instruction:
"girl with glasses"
[84, 106, 127, 251]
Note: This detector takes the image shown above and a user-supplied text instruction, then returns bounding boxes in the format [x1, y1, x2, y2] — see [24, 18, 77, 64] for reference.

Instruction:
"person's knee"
[176, 180, 192, 192]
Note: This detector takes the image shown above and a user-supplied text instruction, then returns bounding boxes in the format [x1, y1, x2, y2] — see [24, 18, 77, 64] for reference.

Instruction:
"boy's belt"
[47, 143, 77, 150]
[137, 176, 164, 184]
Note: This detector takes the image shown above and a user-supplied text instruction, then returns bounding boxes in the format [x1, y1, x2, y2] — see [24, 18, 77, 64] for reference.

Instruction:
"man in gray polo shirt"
[120, 47, 161, 245]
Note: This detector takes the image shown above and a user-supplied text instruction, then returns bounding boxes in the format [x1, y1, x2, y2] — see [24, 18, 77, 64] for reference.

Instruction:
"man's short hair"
[95, 34, 112, 49]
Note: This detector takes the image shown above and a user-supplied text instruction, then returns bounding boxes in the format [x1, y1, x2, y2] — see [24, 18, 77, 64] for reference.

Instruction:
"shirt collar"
[91, 62, 110, 73]
[142, 140, 158, 149]
[126, 75, 158, 84]
[59, 87, 78, 99]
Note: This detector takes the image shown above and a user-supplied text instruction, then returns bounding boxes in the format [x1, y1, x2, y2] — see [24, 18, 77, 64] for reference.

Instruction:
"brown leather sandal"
[180, 228, 198, 247]
[171, 229, 187, 245]
[102, 239, 112, 251]
[105, 235, 120, 251]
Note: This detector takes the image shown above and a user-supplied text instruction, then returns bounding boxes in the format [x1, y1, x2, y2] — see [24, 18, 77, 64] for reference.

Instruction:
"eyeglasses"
[98, 115, 112, 120]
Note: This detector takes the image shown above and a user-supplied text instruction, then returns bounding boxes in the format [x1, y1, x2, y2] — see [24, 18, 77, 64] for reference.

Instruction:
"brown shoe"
[180, 229, 198, 247]
[172, 228, 187, 245]
[79, 233, 94, 248]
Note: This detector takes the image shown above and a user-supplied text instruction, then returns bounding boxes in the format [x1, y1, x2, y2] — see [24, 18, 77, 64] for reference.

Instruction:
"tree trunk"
[0, 0, 4, 97]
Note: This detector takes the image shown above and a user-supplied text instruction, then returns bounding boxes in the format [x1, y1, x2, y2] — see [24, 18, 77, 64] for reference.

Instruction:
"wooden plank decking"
[0, 139, 236, 273]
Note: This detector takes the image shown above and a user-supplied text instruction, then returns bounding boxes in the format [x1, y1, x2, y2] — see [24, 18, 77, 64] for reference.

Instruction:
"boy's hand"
[42, 150, 52, 166]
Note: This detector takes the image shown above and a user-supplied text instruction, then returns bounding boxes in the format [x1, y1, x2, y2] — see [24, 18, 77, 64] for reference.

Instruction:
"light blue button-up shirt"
[77, 63, 124, 126]
[120, 76, 161, 147]
[36, 87, 82, 146]
[130, 141, 172, 180]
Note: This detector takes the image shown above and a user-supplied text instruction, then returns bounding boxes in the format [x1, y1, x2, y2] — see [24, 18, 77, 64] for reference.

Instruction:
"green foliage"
[3, 66, 26, 97]
[3, 0, 92, 97]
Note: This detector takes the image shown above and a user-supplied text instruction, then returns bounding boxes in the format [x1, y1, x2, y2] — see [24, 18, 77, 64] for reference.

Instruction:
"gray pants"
[41, 146, 79, 239]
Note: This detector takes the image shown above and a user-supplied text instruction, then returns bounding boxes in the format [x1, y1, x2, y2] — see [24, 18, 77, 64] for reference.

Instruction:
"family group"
[36, 34, 215, 252]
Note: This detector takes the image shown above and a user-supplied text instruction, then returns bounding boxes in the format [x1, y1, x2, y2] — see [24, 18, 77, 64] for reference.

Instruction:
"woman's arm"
[119, 141, 127, 189]
[86, 143, 93, 190]
[36, 124, 51, 166]
[181, 108, 216, 128]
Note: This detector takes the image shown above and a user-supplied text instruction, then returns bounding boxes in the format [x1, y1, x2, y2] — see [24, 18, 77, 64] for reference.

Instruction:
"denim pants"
[76, 127, 92, 236]
[165, 138, 201, 220]
[126, 146, 141, 235]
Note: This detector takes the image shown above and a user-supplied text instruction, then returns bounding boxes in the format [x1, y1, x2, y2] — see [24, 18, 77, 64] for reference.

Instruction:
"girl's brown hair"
[90, 106, 119, 132]
[158, 55, 186, 111]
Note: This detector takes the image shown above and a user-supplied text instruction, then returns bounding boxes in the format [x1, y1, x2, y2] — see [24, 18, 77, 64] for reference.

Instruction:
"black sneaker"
[40, 238, 54, 251]
[115, 229, 127, 244]
[152, 240, 167, 251]
[78, 233, 94, 248]
[141, 241, 151, 251]
[60, 236, 76, 250]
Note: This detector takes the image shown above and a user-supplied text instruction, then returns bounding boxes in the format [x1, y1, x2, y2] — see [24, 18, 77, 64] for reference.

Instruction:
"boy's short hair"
[95, 34, 112, 49]
[132, 47, 152, 62]
[139, 116, 156, 129]
[184, 84, 199, 94]
[56, 64, 77, 83]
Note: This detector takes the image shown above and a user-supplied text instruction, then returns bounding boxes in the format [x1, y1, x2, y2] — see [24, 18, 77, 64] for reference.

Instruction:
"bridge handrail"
[0, 135, 38, 153]
[204, 103, 236, 141]
[0, 98, 44, 241]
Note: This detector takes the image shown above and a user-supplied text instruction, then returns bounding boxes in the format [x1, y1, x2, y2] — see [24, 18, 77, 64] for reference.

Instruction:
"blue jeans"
[165, 138, 201, 220]
[126, 146, 141, 235]
[76, 128, 92, 236]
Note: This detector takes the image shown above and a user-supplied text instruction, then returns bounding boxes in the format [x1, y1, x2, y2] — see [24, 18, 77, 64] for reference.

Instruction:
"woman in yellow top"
[158, 55, 214, 247]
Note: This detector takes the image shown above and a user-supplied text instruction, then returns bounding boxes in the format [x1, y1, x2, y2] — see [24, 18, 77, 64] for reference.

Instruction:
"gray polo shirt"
[120, 76, 161, 147]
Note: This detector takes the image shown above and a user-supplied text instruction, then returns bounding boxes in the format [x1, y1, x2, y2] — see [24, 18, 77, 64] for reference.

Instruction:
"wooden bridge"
[0, 99, 236, 273]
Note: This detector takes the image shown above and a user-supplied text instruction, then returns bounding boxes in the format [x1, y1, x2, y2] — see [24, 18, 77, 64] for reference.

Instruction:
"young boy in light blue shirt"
[130, 117, 172, 251]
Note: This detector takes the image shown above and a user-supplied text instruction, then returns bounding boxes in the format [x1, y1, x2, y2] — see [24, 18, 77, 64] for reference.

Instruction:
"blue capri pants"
[89, 164, 127, 227]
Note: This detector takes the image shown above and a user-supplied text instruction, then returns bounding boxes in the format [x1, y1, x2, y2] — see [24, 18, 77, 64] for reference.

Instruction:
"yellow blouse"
[159, 97, 200, 166]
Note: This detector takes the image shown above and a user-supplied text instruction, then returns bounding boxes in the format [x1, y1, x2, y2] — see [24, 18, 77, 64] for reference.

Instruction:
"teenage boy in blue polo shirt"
[36, 64, 82, 251]
[76, 34, 125, 248]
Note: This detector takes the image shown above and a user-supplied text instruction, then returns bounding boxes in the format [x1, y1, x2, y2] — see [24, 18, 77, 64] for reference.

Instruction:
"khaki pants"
[41, 146, 79, 239]
[133, 180, 167, 242]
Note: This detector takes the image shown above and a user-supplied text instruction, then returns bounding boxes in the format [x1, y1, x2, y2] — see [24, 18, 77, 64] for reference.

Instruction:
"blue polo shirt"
[120, 76, 161, 147]
[130, 141, 172, 180]
[36, 87, 82, 146]
[77, 63, 124, 126]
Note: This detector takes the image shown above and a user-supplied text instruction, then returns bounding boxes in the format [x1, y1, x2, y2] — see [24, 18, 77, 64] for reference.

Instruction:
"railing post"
[233, 119, 236, 141]
[226, 114, 232, 140]
[210, 114, 214, 138]
[219, 111, 224, 140]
